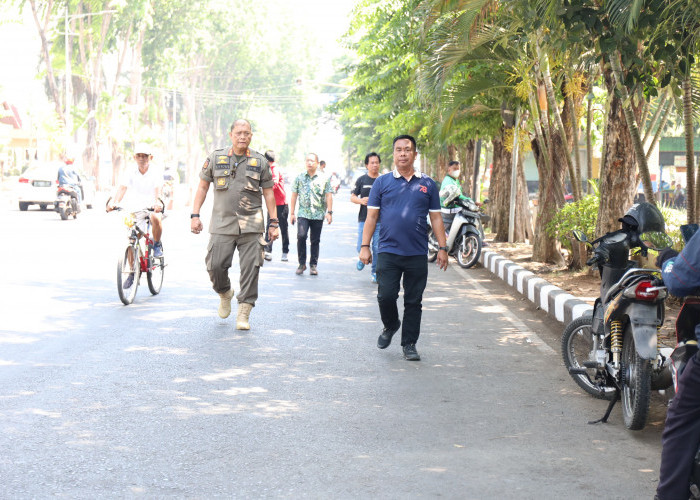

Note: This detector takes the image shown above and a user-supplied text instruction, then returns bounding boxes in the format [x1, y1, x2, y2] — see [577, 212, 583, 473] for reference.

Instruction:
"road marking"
[452, 265, 556, 355]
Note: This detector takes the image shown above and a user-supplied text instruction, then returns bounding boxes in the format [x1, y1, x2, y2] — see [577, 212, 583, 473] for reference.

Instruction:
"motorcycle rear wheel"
[427, 229, 438, 262]
[117, 245, 140, 305]
[58, 203, 69, 220]
[456, 233, 481, 269]
[561, 314, 616, 400]
[147, 245, 165, 295]
[621, 327, 652, 430]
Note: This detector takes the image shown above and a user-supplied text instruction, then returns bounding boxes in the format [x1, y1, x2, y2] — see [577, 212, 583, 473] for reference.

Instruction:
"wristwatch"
[438, 246, 449, 252]
[190, 213, 200, 218]
[327, 211, 333, 215]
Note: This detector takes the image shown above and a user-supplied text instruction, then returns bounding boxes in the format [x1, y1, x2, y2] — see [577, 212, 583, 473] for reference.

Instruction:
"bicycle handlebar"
[106, 196, 165, 214]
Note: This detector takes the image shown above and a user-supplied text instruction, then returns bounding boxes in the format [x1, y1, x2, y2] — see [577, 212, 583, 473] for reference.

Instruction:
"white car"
[17, 162, 96, 211]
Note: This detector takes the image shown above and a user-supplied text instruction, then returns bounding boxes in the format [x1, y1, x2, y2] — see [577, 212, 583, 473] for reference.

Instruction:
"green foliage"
[546, 192, 600, 250]
[659, 205, 687, 250]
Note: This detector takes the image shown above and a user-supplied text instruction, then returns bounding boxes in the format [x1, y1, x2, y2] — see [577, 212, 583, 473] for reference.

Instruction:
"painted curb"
[479, 249, 593, 324]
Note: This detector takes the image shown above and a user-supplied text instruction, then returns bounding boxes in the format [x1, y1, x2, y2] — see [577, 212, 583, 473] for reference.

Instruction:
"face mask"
[450, 170, 460, 178]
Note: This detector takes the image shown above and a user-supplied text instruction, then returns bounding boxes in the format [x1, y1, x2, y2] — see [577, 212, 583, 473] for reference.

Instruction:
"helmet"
[440, 184, 461, 207]
[618, 202, 665, 233]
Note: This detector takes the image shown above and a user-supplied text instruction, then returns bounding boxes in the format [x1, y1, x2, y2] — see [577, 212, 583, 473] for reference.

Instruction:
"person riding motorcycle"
[57, 153, 83, 209]
[440, 161, 478, 231]
[656, 222, 700, 499]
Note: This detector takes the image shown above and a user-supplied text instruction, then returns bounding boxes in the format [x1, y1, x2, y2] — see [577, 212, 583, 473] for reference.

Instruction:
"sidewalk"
[479, 249, 593, 325]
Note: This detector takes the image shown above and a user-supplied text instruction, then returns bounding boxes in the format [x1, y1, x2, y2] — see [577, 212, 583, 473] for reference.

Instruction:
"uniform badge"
[216, 178, 226, 186]
[202, 158, 209, 170]
[249, 158, 258, 167]
[216, 155, 228, 165]
[223, 170, 229, 175]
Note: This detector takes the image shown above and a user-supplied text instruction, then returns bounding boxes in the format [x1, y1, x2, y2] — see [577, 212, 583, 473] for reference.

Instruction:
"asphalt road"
[0, 187, 666, 499]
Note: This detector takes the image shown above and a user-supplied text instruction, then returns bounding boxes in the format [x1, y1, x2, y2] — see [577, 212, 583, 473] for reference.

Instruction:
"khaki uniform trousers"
[206, 232, 265, 305]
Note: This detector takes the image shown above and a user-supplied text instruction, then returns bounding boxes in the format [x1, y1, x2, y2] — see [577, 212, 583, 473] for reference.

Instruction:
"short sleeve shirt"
[367, 169, 441, 256]
[292, 171, 332, 220]
[200, 147, 273, 235]
[120, 165, 162, 211]
[352, 174, 378, 222]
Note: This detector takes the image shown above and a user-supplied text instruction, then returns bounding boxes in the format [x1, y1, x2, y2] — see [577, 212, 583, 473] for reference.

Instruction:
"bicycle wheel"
[147, 245, 164, 295]
[117, 245, 140, 305]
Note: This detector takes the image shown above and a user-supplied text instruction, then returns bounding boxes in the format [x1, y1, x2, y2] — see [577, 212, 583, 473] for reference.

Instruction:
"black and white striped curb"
[479, 250, 593, 325]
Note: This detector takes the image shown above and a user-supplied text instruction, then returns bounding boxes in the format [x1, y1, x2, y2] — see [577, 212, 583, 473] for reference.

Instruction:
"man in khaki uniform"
[191, 119, 279, 329]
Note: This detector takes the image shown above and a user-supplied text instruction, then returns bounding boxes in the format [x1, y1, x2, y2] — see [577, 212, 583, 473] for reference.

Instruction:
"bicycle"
[107, 197, 166, 305]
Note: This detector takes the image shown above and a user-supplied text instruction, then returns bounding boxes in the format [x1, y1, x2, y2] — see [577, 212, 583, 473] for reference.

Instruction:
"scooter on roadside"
[55, 183, 81, 220]
[428, 186, 485, 269]
[561, 202, 673, 430]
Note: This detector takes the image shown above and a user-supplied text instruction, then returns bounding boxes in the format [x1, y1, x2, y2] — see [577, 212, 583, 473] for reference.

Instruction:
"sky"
[0, 1, 357, 171]
[0, 7, 45, 111]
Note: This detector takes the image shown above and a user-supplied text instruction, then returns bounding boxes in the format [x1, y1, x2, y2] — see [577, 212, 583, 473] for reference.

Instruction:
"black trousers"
[657, 351, 700, 499]
[376, 253, 428, 346]
[297, 217, 323, 266]
[265, 204, 289, 254]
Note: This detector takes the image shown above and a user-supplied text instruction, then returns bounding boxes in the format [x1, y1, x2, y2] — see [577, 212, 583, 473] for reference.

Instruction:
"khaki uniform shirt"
[200, 147, 273, 235]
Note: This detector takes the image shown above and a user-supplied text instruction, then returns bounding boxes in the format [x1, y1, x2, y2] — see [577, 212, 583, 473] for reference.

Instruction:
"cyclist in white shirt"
[108, 143, 164, 258]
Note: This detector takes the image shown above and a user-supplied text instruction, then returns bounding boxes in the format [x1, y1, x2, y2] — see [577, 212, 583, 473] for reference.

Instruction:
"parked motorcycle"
[561, 202, 673, 430]
[428, 188, 485, 269]
[55, 184, 81, 220]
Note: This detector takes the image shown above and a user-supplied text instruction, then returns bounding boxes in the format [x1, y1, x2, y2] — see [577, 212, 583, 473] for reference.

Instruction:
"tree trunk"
[596, 74, 638, 237]
[531, 132, 566, 265]
[28, 0, 64, 124]
[491, 129, 529, 242]
[447, 144, 458, 162]
[643, 89, 668, 146]
[646, 95, 673, 161]
[567, 75, 584, 197]
[683, 76, 697, 222]
[489, 134, 508, 240]
[586, 93, 593, 194]
[460, 140, 475, 196]
[516, 153, 533, 242]
[609, 52, 655, 206]
[538, 42, 581, 201]
[436, 153, 448, 182]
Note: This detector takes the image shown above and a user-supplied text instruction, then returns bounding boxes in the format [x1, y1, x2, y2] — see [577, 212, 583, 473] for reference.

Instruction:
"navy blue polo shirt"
[367, 169, 441, 256]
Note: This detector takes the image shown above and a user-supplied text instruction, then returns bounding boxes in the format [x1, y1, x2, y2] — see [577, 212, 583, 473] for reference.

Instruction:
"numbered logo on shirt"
[419, 185, 428, 193]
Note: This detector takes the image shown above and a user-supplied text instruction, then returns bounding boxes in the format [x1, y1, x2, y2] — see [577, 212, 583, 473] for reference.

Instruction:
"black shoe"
[377, 322, 400, 349]
[403, 343, 421, 361]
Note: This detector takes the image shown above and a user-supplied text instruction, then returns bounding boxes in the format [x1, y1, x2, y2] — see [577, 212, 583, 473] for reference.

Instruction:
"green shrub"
[658, 205, 686, 250]
[546, 192, 599, 250]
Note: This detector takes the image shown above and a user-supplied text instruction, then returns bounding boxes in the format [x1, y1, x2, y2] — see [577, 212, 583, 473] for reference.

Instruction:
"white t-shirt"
[121, 166, 162, 210]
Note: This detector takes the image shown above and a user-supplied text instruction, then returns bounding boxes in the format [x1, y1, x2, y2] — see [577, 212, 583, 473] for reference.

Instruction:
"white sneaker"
[264, 252, 272, 261]
[281, 253, 288, 262]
